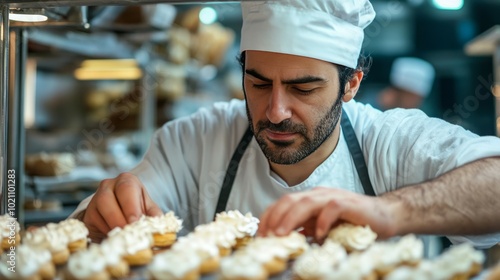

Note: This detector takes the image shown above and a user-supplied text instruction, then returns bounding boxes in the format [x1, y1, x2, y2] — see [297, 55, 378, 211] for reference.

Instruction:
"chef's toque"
[240, 0, 376, 69]
[390, 57, 436, 97]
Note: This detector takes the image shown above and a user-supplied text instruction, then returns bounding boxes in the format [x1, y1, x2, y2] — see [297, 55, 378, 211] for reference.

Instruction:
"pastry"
[24, 227, 70, 265]
[99, 238, 130, 278]
[240, 238, 290, 276]
[327, 223, 377, 253]
[172, 236, 220, 275]
[215, 210, 259, 249]
[138, 212, 183, 247]
[274, 231, 309, 260]
[0, 214, 21, 250]
[0, 244, 56, 280]
[107, 227, 153, 266]
[431, 242, 484, 280]
[54, 219, 89, 253]
[25, 152, 75, 176]
[193, 223, 237, 257]
[148, 250, 201, 280]
[384, 261, 434, 280]
[487, 261, 500, 280]
[220, 254, 269, 280]
[331, 252, 377, 280]
[293, 241, 347, 280]
[66, 244, 111, 280]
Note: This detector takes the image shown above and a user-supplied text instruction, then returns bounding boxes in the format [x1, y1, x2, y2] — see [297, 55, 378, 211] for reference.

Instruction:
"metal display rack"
[0, 0, 239, 222]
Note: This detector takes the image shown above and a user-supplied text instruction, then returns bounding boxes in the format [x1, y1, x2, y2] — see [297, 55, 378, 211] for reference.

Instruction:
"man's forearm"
[380, 157, 500, 236]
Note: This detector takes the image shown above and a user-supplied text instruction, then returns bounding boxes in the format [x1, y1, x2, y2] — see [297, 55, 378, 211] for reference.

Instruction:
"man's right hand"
[82, 172, 163, 242]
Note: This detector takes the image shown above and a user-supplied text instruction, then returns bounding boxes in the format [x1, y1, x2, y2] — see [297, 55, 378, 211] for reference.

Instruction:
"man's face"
[243, 51, 343, 165]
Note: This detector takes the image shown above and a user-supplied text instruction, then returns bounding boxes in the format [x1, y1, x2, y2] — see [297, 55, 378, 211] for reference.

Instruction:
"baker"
[75, 0, 500, 248]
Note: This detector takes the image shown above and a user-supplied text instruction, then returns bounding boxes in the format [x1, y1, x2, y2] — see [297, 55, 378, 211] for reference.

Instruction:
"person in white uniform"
[378, 57, 436, 110]
[76, 0, 500, 248]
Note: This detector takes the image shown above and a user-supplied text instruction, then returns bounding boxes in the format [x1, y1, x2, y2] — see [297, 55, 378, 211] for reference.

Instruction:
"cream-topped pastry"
[0, 244, 55, 280]
[193, 223, 237, 256]
[385, 261, 434, 280]
[293, 241, 347, 280]
[56, 219, 89, 253]
[432, 242, 484, 279]
[99, 238, 130, 278]
[107, 227, 153, 266]
[172, 236, 220, 274]
[238, 238, 290, 276]
[394, 234, 423, 265]
[215, 210, 259, 248]
[148, 250, 201, 280]
[327, 223, 377, 252]
[270, 231, 309, 260]
[143, 212, 182, 247]
[24, 227, 70, 265]
[66, 244, 110, 280]
[0, 214, 21, 250]
[331, 252, 377, 280]
[220, 254, 268, 280]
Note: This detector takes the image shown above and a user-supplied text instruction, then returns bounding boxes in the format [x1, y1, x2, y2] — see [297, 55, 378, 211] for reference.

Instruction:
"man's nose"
[266, 86, 292, 124]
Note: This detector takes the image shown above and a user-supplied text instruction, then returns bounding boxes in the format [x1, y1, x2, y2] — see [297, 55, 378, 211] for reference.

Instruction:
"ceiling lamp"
[9, 8, 48, 22]
[432, 0, 464, 10]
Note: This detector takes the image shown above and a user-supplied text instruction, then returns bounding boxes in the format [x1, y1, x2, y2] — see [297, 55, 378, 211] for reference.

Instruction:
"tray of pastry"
[1, 211, 499, 280]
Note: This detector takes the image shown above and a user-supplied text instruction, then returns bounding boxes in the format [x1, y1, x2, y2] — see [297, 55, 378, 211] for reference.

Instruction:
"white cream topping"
[172, 236, 219, 259]
[241, 238, 290, 262]
[148, 250, 201, 279]
[107, 227, 153, 254]
[432, 242, 484, 276]
[147, 212, 183, 234]
[215, 210, 260, 236]
[99, 239, 126, 266]
[220, 254, 267, 278]
[56, 219, 89, 242]
[0, 245, 51, 278]
[276, 231, 309, 253]
[327, 223, 377, 251]
[394, 234, 424, 263]
[293, 242, 347, 279]
[25, 227, 69, 252]
[193, 223, 237, 248]
[385, 261, 434, 280]
[331, 252, 375, 280]
[0, 214, 20, 237]
[67, 244, 107, 279]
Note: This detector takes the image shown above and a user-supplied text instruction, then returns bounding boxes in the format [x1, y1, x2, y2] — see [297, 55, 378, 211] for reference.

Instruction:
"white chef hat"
[390, 57, 436, 97]
[240, 0, 376, 69]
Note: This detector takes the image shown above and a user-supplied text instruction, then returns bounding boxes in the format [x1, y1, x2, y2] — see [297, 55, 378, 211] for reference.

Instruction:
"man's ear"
[342, 71, 364, 102]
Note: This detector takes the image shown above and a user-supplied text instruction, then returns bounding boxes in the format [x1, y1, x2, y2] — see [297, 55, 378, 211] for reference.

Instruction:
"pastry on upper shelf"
[0, 214, 21, 250]
[215, 210, 259, 249]
[25, 152, 76, 177]
[327, 223, 377, 253]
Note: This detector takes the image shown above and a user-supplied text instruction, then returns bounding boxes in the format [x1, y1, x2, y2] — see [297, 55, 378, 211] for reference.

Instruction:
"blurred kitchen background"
[2, 0, 499, 227]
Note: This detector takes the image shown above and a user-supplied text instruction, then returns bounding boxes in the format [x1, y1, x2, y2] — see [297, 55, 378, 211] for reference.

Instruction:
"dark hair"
[237, 51, 371, 97]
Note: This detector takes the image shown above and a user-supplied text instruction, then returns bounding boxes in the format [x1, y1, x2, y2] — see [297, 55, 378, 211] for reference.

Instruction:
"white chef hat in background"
[240, 0, 376, 69]
[390, 57, 436, 97]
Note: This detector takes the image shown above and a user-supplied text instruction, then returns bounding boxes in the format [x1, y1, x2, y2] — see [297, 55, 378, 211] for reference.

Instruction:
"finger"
[114, 173, 146, 223]
[94, 184, 128, 229]
[85, 210, 110, 243]
[274, 194, 326, 236]
[315, 199, 343, 240]
[257, 202, 277, 236]
[265, 193, 305, 235]
[143, 189, 163, 217]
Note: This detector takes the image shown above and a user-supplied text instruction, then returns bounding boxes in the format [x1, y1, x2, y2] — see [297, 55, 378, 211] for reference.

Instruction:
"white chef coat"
[74, 98, 500, 248]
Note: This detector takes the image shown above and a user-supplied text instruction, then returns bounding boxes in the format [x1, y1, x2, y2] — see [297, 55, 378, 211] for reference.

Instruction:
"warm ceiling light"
[432, 0, 464, 10]
[9, 8, 48, 22]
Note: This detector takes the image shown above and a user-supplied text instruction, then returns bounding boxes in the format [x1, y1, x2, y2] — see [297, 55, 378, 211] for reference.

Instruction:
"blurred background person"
[378, 57, 436, 110]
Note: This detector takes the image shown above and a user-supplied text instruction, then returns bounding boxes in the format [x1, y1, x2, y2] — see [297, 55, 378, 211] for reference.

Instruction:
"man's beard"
[246, 93, 343, 165]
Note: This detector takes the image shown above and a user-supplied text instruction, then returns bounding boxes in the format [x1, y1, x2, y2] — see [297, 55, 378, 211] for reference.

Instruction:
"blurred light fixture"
[74, 59, 143, 80]
[9, 8, 48, 22]
[199, 7, 217, 25]
[432, 0, 464, 10]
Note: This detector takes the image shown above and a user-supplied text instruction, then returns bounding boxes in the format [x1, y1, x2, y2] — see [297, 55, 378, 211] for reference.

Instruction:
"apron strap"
[341, 108, 376, 196]
[214, 108, 375, 219]
[214, 127, 254, 220]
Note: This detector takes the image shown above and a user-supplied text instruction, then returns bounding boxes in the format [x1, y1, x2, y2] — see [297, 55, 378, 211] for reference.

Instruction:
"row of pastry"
[294, 223, 486, 280]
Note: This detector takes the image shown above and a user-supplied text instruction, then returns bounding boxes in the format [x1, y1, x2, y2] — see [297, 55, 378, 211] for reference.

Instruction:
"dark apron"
[214, 109, 375, 219]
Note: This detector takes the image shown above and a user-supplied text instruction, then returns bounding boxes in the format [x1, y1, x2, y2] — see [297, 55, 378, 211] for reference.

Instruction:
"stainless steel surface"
[0, 5, 10, 215]
[7, 0, 239, 8]
[7, 29, 27, 223]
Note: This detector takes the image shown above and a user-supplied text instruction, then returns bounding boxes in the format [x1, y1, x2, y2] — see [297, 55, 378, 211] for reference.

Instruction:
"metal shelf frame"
[0, 0, 242, 222]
